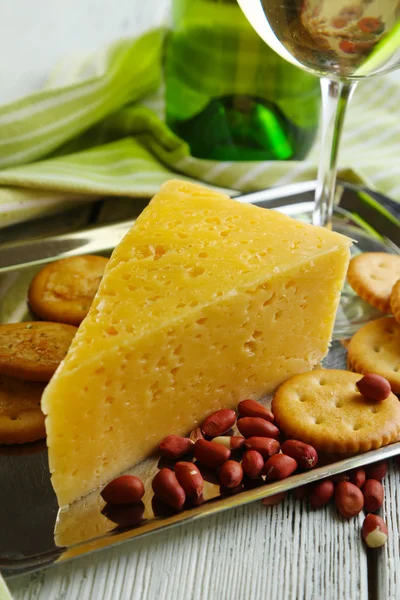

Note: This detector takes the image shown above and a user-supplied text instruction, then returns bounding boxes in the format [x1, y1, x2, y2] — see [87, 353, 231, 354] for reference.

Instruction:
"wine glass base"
[288, 205, 399, 340]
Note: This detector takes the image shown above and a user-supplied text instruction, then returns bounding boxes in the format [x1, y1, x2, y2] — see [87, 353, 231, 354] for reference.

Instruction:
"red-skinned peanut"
[335, 482, 364, 518]
[281, 440, 318, 470]
[238, 399, 274, 422]
[362, 514, 388, 548]
[362, 479, 384, 513]
[219, 460, 244, 488]
[101, 475, 145, 505]
[194, 439, 231, 468]
[174, 462, 204, 501]
[237, 417, 280, 439]
[159, 435, 194, 459]
[201, 409, 236, 437]
[356, 373, 391, 401]
[309, 480, 334, 508]
[245, 437, 280, 458]
[365, 460, 388, 482]
[263, 454, 297, 481]
[242, 450, 264, 479]
[152, 469, 186, 510]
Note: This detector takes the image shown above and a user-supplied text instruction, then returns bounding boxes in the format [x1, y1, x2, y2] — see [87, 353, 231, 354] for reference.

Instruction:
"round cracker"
[0, 322, 77, 382]
[28, 255, 108, 326]
[390, 279, 400, 325]
[271, 369, 400, 454]
[347, 316, 400, 393]
[0, 374, 46, 444]
[347, 252, 400, 313]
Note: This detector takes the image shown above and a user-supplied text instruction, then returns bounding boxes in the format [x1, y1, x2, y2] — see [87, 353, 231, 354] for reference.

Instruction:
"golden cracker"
[347, 252, 400, 313]
[0, 322, 77, 382]
[29, 255, 108, 326]
[271, 369, 400, 454]
[347, 316, 400, 393]
[0, 374, 46, 444]
[390, 279, 400, 325]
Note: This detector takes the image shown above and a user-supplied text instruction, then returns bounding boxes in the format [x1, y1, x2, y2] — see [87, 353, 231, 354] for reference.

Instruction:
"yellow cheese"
[42, 180, 351, 506]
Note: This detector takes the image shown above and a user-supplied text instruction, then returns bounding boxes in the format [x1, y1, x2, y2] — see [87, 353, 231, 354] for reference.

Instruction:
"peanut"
[309, 480, 334, 508]
[261, 492, 286, 506]
[263, 454, 298, 481]
[152, 468, 186, 510]
[245, 436, 280, 458]
[101, 475, 145, 505]
[175, 462, 204, 501]
[365, 460, 388, 482]
[335, 481, 364, 518]
[356, 373, 391, 402]
[201, 409, 237, 437]
[362, 514, 388, 548]
[362, 479, 384, 513]
[238, 399, 274, 422]
[102, 501, 145, 528]
[348, 467, 366, 489]
[159, 435, 194, 459]
[281, 440, 318, 470]
[194, 439, 231, 467]
[219, 460, 244, 488]
[242, 450, 264, 479]
[237, 417, 280, 439]
[213, 435, 246, 450]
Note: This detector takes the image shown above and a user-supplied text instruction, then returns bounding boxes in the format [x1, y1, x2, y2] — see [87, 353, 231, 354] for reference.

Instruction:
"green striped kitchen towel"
[0, 27, 399, 228]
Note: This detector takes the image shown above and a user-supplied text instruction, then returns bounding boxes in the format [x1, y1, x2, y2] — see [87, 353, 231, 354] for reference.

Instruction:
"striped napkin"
[0, 28, 399, 229]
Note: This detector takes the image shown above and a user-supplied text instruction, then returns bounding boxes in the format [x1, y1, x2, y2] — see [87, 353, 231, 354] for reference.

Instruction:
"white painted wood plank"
[8, 496, 369, 600]
[376, 460, 400, 600]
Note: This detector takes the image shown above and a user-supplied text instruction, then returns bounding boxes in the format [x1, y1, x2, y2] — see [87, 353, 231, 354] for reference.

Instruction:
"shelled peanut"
[99, 396, 392, 551]
[292, 464, 387, 516]
[152, 400, 316, 510]
[290, 460, 389, 549]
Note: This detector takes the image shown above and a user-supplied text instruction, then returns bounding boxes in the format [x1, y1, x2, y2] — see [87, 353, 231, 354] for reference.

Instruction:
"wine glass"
[236, 0, 400, 336]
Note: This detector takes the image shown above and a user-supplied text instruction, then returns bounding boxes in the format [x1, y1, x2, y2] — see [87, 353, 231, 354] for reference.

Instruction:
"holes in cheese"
[41, 180, 351, 507]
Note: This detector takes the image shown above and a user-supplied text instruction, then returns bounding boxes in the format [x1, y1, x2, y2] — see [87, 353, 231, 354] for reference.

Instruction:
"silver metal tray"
[1, 181, 399, 579]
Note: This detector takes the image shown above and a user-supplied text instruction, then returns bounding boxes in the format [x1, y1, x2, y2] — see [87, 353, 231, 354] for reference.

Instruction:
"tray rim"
[1, 180, 399, 579]
[3, 440, 400, 579]
[2, 178, 399, 272]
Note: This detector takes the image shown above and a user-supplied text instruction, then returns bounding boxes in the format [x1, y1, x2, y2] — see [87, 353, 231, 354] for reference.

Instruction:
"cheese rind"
[42, 180, 351, 506]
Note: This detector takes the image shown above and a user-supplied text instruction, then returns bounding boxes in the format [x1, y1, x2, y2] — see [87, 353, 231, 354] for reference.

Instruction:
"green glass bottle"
[165, 0, 320, 161]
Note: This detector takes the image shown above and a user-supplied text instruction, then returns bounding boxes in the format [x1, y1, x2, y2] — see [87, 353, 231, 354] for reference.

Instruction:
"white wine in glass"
[237, 0, 400, 336]
[244, 1, 400, 79]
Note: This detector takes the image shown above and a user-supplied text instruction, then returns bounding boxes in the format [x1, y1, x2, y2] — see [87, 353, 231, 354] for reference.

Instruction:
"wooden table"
[1, 1, 399, 598]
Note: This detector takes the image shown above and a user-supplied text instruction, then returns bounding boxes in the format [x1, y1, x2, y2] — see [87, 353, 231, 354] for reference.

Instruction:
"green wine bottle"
[165, 0, 320, 161]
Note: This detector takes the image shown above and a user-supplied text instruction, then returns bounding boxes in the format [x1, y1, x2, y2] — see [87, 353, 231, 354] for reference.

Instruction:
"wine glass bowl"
[238, 1, 400, 80]
[237, 0, 400, 337]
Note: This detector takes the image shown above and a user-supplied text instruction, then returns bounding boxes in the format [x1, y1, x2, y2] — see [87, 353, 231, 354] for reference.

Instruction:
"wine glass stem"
[313, 78, 357, 229]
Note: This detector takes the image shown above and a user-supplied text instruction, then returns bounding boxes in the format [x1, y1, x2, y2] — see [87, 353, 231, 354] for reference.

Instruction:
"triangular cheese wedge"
[42, 180, 351, 506]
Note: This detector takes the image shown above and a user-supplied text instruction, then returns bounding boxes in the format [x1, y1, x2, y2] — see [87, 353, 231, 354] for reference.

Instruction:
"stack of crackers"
[0, 255, 108, 445]
[0, 322, 77, 444]
[347, 253, 400, 394]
